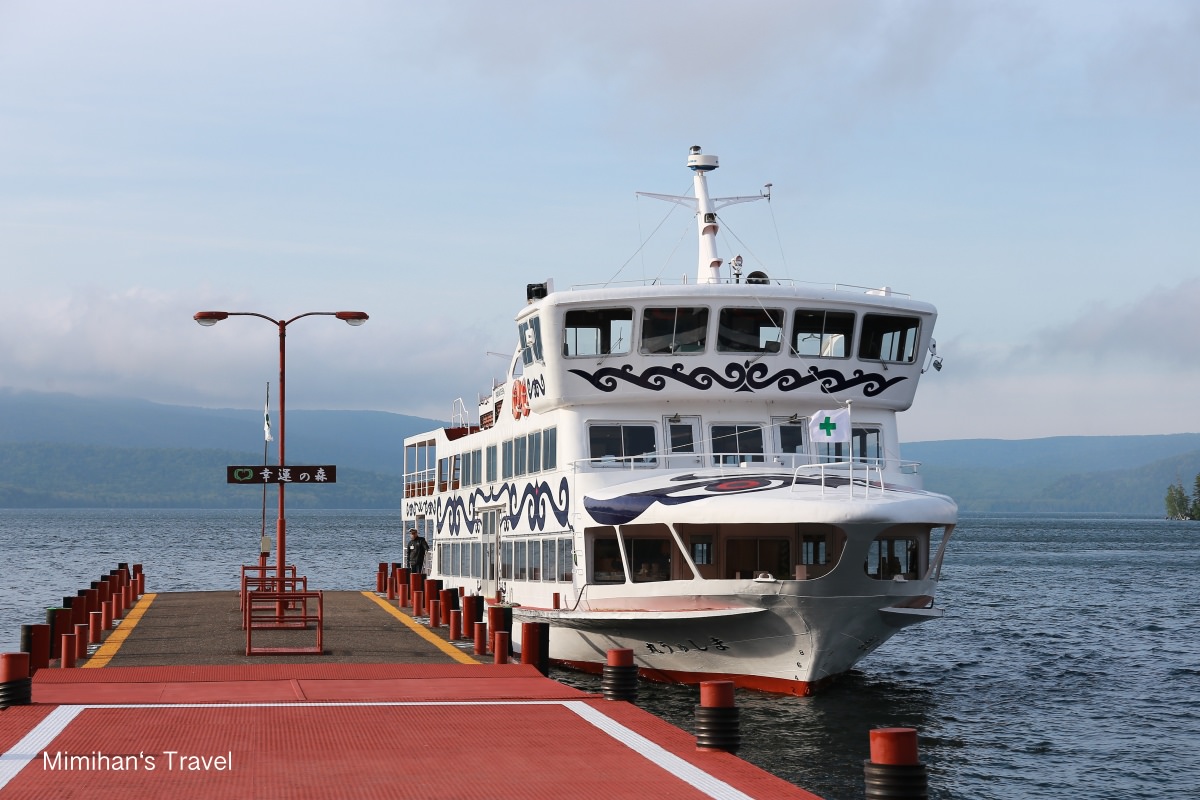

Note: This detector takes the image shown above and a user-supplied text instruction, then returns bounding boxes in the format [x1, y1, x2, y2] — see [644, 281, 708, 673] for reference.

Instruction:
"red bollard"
[102, 600, 113, 631]
[413, 591, 424, 616]
[60, 634, 76, 668]
[89, 611, 102, 644]
[27, 624, 50, 672]
[429, 599, 441, 629]
[864, 727, 927, 800]
[137, 572, 145, 595]
[398, 585, 410, 608]
[602, 648, 638, 701]
[376, 562, 387, 593]
[73, 624, 88, 660]
[493, 631, 509, 664]
[520, 621, 550, 676]
[449, 609, 462, 641]
[473, 621, 488, 655]
[552, 592, 561, 609]
[0, 653, 32, 707]
[695, 680, 740, 752]
[386, 574, 397, 601]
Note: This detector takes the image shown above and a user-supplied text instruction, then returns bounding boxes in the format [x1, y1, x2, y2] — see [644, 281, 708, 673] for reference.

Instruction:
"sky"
[1, 0, 1197, 442]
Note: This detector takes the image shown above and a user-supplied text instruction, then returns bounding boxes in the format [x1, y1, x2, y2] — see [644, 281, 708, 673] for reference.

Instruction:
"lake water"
[2, 509, 1197, 799]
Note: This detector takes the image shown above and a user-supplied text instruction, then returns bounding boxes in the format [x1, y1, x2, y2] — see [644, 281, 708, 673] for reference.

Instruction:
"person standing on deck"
[407, 528, 428, 575]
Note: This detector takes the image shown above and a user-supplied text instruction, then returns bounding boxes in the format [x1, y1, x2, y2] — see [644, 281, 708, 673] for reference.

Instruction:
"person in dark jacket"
[406, 528, 428, 574]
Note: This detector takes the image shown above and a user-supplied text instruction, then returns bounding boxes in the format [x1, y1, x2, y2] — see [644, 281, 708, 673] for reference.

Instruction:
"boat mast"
[688, 145, 723, 284]
[636, 145, 768, 285]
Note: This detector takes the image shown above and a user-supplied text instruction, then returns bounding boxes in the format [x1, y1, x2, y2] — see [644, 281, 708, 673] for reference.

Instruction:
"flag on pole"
[264, 391, 274, 442]
[808, 408, 850, 443]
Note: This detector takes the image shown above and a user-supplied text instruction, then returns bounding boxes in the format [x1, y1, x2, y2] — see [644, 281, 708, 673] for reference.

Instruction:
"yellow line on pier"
[360, 591, 480, 665]
[83, 593, 157, 668]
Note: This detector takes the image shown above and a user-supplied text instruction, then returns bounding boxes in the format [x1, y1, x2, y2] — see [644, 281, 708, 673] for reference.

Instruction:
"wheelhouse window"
[589, 424, 657, 466]
[793, 310, 854, 358]
[817, 426, 882, 464]
[859, 314, 919, 363]
[640, 307, 709, 354]
[866, 536, 919, 580]
[564, 308, 632, 357]
[711, 424, 765, 465]
[519, 316, 544, 365]
[527, 430, 542, 473]
[717, 307, 783, 353]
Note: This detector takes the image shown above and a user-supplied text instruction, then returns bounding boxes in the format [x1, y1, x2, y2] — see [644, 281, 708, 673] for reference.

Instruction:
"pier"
[1, 566, 824, 799]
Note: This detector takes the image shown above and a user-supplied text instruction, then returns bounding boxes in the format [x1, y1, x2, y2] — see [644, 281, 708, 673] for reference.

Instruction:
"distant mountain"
[0, 390, 442, 476]
[1, 390, 1197, 513]
[905, 435, 1200, 515]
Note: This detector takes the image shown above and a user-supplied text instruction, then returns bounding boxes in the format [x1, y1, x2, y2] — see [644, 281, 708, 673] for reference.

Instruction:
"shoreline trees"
[1165, 474, 1200, 520]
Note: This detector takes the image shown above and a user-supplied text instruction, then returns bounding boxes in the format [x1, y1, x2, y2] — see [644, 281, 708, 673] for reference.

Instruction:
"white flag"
[809, 408, 850, 443]
[264, 399, 274, 442]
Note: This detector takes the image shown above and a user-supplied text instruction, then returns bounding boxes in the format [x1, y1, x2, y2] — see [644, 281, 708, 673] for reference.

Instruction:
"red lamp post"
[194, 310, 368, 596]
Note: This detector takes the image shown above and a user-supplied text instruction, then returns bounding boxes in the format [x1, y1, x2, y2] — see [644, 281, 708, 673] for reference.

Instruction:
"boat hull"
[513, 581, 942, 695]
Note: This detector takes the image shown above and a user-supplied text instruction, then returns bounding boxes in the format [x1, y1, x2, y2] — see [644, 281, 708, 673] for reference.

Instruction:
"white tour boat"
[402, 146, 957, 695]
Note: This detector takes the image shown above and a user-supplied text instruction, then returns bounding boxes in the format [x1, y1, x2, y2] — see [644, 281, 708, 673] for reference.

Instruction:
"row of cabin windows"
[592, 532, 919, 583]
[560, 307, 920, 362]
[589, 421, 882, 466]
[436, 426, 558, 490]
[498, 427, 558, 481]
[436, 535, 573, 583]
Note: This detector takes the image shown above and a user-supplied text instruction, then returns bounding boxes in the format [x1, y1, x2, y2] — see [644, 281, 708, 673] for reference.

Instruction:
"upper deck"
[504, 277, 938, 418]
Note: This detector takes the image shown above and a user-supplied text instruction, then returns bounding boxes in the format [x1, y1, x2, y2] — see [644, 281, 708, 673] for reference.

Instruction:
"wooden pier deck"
[1, 585, 823, 799]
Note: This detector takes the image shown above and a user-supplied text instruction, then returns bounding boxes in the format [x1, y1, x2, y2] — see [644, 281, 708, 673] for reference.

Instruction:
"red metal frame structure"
[194, 309, 367, 631]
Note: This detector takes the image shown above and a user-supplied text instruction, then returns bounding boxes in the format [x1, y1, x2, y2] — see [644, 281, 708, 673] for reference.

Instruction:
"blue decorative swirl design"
[434, 477, 571, 537]
[568, 361, 906, 397]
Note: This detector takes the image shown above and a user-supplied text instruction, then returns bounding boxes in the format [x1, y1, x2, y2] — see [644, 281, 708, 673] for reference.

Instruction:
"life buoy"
[511, 379, 529, 419]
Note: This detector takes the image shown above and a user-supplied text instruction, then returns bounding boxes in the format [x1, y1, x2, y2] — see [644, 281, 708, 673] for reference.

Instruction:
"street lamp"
[194, 310, 369, 596]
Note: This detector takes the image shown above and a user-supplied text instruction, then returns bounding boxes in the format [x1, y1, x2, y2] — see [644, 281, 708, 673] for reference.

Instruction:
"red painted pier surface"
[1, 589, 822, 799]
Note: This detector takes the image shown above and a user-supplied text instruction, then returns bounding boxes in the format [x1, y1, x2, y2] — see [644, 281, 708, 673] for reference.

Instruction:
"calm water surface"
[2, 510, 1197, 799]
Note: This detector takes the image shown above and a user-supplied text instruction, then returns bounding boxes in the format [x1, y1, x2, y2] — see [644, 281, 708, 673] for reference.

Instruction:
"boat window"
[515, 540, 528, 580]
[669, 422, 696, 453]
[817, 426, 882, 464]
[859, 313, 919, 363]
[540, 539, 555, 582]
[486, 445, 497, 483]
[593, 537, 625, 584]
[629, 538, 673, 582]
[792, 310, 854, 358]
[717, 307, 784, 353]
[563, 308, 632, 357]
[725, 538, 790, 580]
[500, 540, 513, 579]
[470, 542, 482, 578]
[640, 307, 709, 354]
[557, 536, 573, 582]
[588, 423, 658, 467]
[691, 535, 713, 565]
[865, 536, 919, 580]
[502, 439, 514, 479]
[514, 436, 528, 477]
[773, 419, 808, 468]
[519, 316, 545, 365]
[528, 430, 542, 473]
[404, 439, 437, 498]
[711, 424, 765, 465]
[542, 427, 557, 470]
[529, 539, 541, 580]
